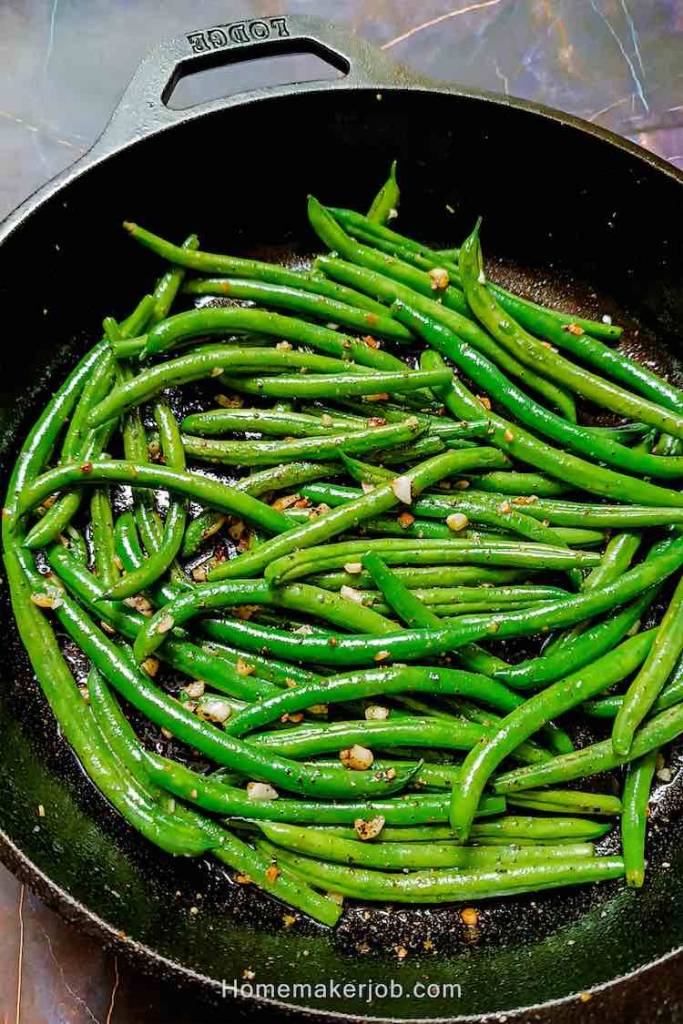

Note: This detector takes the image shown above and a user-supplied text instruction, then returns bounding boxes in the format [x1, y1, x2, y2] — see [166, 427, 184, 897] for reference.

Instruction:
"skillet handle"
[92, 14, 417, 157]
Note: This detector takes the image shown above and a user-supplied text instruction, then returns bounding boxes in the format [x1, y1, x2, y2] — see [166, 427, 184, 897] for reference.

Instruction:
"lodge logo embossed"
[187, 18, 291, 54]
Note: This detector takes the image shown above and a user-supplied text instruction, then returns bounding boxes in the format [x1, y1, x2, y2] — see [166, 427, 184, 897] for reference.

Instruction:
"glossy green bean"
[258, 842, 623, 903]
[507, 789, 622, 816]
[124, 220, 390, 313]
[311, 566, 528, 591]
[301, 481, 568, 546]
[90, 489, 120, 590]
[449, 630, 654, 839]
[221, 366, 449, 402]
[323, 816, 609, 842]
[21, 460, 291, 537]
[90, 345, 377, 426]
[256, 822, 595, 870]
[182, 277, 413, 343]
[622, 750, 658, 888]
[180, 417, 423, 466]
[612, 575, 683, 755]
[150, 233, 199, 324]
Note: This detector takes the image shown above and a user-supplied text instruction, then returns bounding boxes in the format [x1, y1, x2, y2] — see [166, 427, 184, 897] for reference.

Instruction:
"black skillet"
[1, 14, 682, 1023]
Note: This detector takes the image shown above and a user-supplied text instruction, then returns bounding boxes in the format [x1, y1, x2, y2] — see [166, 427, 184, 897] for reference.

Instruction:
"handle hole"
[164, 40, 348, 110]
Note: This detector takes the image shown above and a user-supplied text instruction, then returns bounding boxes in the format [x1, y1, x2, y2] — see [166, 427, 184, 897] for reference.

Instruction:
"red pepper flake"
[503, 429, 515, 443]
[363, 335, 380, 349]
[563, 323, 585, 336]
[364, 313, 379, 326]
[477, 395, 492, 411]
[80, 462, 93, 474]
[367, 416, 387, 427]
[265, 864, 281, 883]
[374, 650, 391, 662]
[398, 511, 415, 529]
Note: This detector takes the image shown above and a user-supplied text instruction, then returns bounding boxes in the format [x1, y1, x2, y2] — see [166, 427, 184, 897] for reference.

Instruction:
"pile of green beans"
[7, 168, 683, 928]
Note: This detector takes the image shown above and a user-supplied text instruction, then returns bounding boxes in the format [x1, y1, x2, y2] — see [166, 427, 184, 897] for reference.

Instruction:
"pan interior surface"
[0, 87, 682, 1021]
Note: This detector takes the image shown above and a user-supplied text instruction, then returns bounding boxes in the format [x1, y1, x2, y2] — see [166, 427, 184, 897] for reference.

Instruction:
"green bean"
[209, 448, 503, 583]
[367, 160, 399, 224]
[124, 220, 390, 314]
[258, 842, 623, 903]
[133, 577, 396, 662]
[459, 472, 571, 498]
[307, 201, 577, 420]
[612, 575, 683, 755]
[301, 482, 570, 547]
[21, 459, 291, 537]
[311, 566, 528, 591]
[622, 750, 658, 888]
[180, 418, 424, 466]
[182, 407, 367, 438]
[396, 306, 683, 508]
[221, 366, 449, 402]
[63, 525, 88, 565]
[507, 789, 622, 816]
[327, 205, 622, 341]
[267, 537, 599, 585]
[255, 822, 595, 870]
[494, 698, 683, 793]
[90, 489, 120, 589]
[459, 225, 683, 439]
[324, 816, 609, 843]
[237, 460, 331, 497]
[366, 583, 571, 615]
[181, 509, 226, 557]
[250, 716, 488, 757]
[449, 630, 654, 839]
[182, 277, 413, 343]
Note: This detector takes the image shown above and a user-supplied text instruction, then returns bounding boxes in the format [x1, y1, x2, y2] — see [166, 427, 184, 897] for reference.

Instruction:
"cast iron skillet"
[1, 15, 682, 1023]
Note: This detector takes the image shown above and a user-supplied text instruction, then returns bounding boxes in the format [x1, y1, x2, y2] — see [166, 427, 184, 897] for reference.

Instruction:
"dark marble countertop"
[1, 1, 681, 1020]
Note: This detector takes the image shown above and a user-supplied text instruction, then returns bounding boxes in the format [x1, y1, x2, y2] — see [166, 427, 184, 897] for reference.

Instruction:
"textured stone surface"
[0, 1, 681, 1020]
